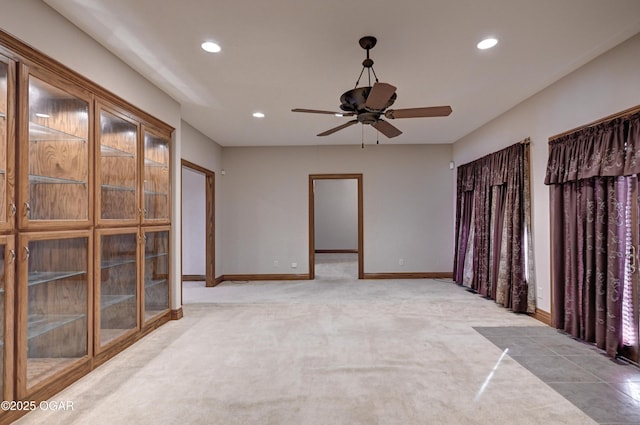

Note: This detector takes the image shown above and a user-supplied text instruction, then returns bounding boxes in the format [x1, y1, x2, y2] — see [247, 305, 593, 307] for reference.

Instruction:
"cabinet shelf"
[27, 314, 85, 339]
[144, 158, 167, 167]
[101, 144, 135, 158]
[30, 174, 87, 185]
[144, 190, 168, 196]
[101, 294, 135, 309]
[28, 270, 87, 287]
[101, 259, 136, 269]
[101, 184, 136, 192]
[29, 122, 87, 142]
[146, 278, 167, 290]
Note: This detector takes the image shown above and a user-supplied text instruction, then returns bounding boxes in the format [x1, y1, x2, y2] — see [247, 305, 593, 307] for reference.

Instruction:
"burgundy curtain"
[545, 115, 638, 357]
[453, 142, 532, 313]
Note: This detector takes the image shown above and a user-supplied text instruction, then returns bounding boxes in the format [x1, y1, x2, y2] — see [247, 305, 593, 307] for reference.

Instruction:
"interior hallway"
[15, 255, 640, 425]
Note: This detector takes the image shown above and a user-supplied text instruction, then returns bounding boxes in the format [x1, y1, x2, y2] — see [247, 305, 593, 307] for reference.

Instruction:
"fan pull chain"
[361, 124, 365, 149]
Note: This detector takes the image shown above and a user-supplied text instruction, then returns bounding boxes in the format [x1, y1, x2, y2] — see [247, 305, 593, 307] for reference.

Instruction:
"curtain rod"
[549, 104, 640, 142]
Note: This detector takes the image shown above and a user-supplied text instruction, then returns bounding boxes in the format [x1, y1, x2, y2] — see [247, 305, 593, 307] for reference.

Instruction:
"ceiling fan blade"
[317, 120, 359, 136]
[292, 108, 355, 116]
[372, 120, 403, 138]
[365, 82, 397, 110]
[385, 106, 452, 119]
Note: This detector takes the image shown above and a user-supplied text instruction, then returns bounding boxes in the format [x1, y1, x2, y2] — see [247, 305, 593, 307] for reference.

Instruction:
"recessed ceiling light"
[201, 41, 221, 53]
[252, 112, 265, 118]
[477, 38, 498, 50]
[35, 113, 50, 118]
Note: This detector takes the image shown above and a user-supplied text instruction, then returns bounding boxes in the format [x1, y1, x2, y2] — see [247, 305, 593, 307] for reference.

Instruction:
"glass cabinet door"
[97, 106, 138, 225]
[17, 232, 90, 395]
[0, 236, 14, 402]
[21, 68, 90, 229]
[142, 228, 169, 323]
[0, 56, 15, 232]
[96, 230, 138, 350]
[142, 127, 170, 223]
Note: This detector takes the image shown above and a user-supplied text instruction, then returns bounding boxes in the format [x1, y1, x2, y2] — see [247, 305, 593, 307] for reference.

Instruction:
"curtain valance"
[545, 114, 640, 184]
[458, 143, 525, 189]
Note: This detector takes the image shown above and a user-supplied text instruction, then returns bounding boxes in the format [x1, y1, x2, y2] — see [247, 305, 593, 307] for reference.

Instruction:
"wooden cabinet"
[142, 126, 170, 224]
[0, 30, 173, 419]
[18, 66, 92, 230]
[95, 228, 139, 351]
[0, 235, 15, 402]
[0, 54, 16, 405]
[96, 104, 139, 226]
[142, 227, 170, 324]
[0, 56, 15, 233]
[16, 231, 91, 397]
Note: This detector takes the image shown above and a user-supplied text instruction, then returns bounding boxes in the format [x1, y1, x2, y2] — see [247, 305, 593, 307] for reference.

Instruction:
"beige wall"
[221, 144, 454, 275]
[453, 32, 640, 312]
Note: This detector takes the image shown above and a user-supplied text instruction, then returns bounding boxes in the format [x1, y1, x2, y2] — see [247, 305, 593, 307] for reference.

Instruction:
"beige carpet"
[16, 257, 596, 424]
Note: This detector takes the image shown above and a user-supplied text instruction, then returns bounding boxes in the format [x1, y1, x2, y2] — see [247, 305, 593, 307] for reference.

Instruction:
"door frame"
[309, 174, 363, 279]
[180, 160, 215, 290]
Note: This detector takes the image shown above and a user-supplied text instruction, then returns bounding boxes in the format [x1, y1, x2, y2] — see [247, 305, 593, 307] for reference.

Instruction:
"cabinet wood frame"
[95, 100, 141, 227]
[141, 125, 171, 225]
[141, 226, 171, 328]
[93, 227, 141, 356]
[0, 235, 15, 403]
[0, 54, 16, 234]
[17, 63, 94, 231]
[16, 230, 93, 399]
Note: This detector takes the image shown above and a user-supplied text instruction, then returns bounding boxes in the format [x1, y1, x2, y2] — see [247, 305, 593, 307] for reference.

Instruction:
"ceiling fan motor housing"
[339, 87, 397, 113]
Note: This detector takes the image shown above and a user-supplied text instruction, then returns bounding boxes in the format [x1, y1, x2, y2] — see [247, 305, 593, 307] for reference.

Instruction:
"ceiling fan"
[292, 36, 452, 139]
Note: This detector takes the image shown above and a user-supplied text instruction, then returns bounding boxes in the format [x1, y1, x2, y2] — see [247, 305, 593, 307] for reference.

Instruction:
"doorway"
[309, 174, 363, 279]
[181, 160, 215, 296]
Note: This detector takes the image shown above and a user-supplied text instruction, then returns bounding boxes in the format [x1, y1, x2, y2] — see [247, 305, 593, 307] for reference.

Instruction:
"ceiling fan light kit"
[292, 36, 452, 142]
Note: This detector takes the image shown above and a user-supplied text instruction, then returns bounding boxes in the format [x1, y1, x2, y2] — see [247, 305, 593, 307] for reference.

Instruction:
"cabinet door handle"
[9, 249, 15, 264]
[9, 202, 16, 217]
[24, 246, 30, 259]
[24, 202, 30, 217]
[143, 208, 148, 218]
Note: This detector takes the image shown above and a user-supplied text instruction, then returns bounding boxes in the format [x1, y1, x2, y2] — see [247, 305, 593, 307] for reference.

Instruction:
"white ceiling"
[44, 0, 640, 147]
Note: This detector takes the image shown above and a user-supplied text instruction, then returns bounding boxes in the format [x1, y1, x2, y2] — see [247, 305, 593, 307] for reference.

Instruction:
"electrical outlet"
[399, 259, 404, 266]
[291, 262, 297, 269]
[273, 260, 279, 267]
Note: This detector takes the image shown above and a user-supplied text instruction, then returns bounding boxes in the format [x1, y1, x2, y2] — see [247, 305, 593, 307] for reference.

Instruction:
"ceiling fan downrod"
[354, 36, 379, 88]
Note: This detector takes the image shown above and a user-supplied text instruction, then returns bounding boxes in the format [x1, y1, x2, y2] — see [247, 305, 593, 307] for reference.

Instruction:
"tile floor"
[476, 326, 640, 425]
